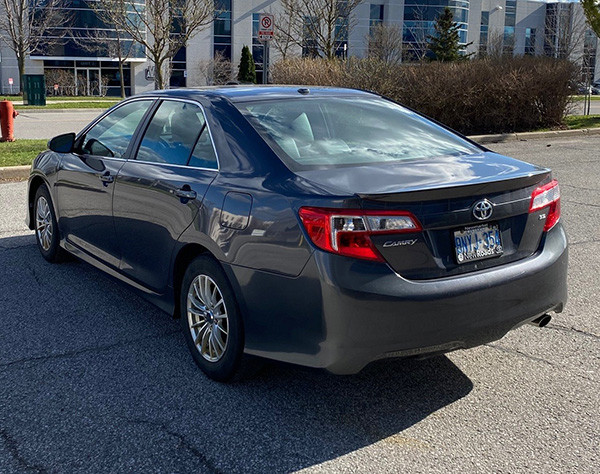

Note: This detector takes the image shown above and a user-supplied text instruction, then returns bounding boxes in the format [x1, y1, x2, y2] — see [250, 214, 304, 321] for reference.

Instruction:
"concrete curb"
[470, 127, 600, 144]
[14, 108, 105, 114]
[0, 165, 30, 181]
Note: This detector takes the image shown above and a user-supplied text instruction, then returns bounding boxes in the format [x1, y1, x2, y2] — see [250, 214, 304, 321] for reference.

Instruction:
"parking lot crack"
[117, 417, 223, 473]
[0, 428, 49, 473]
[547, 323, 600, 340]
[485, 343, 556, 367]
[0, 330, 180, 371]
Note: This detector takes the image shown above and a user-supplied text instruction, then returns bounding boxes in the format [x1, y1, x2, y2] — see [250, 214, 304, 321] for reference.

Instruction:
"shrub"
[238, 45, 257, 84]
[271, 56, 578, 135]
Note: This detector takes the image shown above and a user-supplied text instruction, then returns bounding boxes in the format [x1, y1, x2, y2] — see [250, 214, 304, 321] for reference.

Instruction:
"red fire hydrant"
[0, 100, 19, 142]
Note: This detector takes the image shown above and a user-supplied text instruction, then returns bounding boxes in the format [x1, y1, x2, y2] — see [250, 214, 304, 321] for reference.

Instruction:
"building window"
[252, 13, 265, 83]
[303, 16, 320, 57]
[369, 4, 384, 35]
[402, 1, 470, 61]
[214, 0, 232, 60]
[479, 11, 489, 55]
[504, 0, 517, 54]
[525, 28, 536, 55]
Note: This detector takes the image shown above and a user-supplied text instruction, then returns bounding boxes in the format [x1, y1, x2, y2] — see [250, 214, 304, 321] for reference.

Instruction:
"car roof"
[137, 85, 378, 102]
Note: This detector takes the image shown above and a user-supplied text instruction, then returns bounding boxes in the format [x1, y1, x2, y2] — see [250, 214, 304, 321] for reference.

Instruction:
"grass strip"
[0, 139, 48, 167]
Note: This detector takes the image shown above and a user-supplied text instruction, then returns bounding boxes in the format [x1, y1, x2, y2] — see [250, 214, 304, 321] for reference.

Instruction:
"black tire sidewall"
[34, 184, 62, 262]
[180, 255, 244, 382]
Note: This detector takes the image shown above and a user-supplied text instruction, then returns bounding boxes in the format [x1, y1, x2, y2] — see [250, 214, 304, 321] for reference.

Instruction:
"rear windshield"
[234, 96, 481, 170]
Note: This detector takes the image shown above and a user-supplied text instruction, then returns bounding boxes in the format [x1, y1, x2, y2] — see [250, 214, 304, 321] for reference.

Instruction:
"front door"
[113, 99, 219, 293]
[56, 99, 154, 268]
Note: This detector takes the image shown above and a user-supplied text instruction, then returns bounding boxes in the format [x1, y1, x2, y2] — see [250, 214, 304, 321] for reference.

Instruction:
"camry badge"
[472, 199, 494, 221]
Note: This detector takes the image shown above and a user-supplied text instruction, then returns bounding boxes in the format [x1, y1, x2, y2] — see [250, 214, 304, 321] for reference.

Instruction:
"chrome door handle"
[175, 188, 197, 200]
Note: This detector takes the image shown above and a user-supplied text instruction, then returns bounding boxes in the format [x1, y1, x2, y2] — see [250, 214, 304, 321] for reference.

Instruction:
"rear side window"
[80, 100, 152, 158]
[136, 100, 216, 168]
[235, 97, 481, 170]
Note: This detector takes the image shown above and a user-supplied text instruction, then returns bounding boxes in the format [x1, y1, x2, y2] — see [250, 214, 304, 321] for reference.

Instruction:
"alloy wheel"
[187, 274, 229, 362]
[36, 196, 53, 251]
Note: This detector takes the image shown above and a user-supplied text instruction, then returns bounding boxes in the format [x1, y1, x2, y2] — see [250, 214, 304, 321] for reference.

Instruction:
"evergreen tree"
[427, 7, 470, 61]
[238, 46, 257, 83]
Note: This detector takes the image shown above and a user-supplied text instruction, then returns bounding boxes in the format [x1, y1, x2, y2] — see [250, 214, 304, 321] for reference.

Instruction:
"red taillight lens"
[529, 179, 561, 231]
[298, 207, 421, 261]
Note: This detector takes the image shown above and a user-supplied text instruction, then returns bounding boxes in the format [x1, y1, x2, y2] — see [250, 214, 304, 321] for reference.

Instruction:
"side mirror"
[48, 133, 76, 153]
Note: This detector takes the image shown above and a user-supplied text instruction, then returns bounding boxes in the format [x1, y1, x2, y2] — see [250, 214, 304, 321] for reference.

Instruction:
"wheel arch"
[172, 243, 212, 319]
[27, 175, 51, 229]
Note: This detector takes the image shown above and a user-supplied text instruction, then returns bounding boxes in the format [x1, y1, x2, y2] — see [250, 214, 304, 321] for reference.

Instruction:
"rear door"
[56, 99, 154, 268]
[112, 99, 219, 293]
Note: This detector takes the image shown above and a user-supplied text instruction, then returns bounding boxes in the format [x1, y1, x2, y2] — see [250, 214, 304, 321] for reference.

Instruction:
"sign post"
[258, 13, 274, 84]
[8, 77, 13, 95]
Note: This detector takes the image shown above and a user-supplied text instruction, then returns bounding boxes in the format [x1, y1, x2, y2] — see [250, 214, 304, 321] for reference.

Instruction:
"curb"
[470, 127, 600, 144]
[14, 108, 105, 114]
[0, 165, 30, 181]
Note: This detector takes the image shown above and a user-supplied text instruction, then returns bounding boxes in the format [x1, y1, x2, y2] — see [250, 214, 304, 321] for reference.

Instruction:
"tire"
[34, 184, 67, 263]
[180, 255, 259, 382]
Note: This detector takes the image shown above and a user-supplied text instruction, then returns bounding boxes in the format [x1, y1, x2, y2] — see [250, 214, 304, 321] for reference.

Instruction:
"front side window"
[136, 100, 216, 168]
[235, 96, 481, 170]
[80, 100, 152, 158]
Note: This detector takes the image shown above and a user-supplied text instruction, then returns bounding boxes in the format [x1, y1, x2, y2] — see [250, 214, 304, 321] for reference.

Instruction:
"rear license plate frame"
[453, 223, 503, 264]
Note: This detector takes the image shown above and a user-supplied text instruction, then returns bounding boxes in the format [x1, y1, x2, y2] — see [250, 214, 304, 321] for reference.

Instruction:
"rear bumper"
[227, 223, 568, 374]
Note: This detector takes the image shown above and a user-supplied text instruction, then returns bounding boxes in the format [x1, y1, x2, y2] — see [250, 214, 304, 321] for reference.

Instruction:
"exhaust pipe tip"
[529, 314, 552, 327]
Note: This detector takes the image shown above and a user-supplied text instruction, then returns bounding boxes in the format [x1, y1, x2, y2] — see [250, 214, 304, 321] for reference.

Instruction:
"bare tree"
[273, 6, 298, 59]
[195, 51, 233, 85]
[401, 5, 430, 62]
[367, 24, 403, 65]
[98, 0, 214, 89]
[73, 30, 135, 98]
[277, 0, 364, 60]
[0, 0, 71, 91]
[544, 3, 588, 60]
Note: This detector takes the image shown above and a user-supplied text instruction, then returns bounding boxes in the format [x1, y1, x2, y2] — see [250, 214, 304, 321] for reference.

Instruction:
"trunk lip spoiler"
[357, 169, 552, 202]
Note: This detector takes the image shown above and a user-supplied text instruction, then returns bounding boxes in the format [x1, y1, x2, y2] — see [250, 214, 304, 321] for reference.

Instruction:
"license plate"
[453, 223, 503, 264]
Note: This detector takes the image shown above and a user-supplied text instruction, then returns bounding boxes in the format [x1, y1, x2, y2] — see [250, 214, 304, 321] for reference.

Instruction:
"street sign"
[8, 78, 13, 85]
[258, 13, 274, 41]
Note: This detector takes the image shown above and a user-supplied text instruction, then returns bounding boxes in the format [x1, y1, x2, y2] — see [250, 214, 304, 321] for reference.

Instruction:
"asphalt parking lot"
[0, 136, 598, 473]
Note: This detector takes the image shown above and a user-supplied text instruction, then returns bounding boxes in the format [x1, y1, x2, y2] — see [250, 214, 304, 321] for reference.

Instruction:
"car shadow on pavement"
[0, 235, 473, 473]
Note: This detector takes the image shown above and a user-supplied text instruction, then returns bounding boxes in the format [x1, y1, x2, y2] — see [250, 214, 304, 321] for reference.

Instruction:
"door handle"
[99, 172, 114, 185]
[175, 188, 197, 200]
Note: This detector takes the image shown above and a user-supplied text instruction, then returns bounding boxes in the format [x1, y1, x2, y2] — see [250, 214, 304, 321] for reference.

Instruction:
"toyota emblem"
[472, 199, 493, 221]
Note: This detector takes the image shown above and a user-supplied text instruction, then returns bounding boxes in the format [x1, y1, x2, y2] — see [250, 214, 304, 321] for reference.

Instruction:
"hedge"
[271, 56, 578, 135]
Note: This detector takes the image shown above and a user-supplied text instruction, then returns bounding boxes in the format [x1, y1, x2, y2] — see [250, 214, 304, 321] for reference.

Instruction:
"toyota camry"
[26, 86, 568, 381]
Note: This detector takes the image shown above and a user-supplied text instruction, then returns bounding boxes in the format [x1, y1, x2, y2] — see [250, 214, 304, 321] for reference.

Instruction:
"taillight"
[298, 207, 421, 261]
[529, 179, 560, 231]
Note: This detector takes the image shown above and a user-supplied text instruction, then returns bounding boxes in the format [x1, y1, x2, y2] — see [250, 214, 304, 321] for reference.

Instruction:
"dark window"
[525, 28, 536, 55]
[235, 97, 480, 170]
[214, 0, 232, 60]
[479, 11, 489, 54]
[189, 124, 218, 170]
[80, 100, 152, 158]
[137, 101, 207, 166]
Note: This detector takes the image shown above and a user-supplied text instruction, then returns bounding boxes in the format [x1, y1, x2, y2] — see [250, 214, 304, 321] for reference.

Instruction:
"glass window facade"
[479, 10, 489, 55]
[525, 28, 536, 55]
[44, 60, 133, 97]
[503, 0, 517, 54]
[214, 0, 232, 60]
[369, 4, 385, 36]
[252, 13, 265, 83]
[35, 0, 146, 60]
[403, 0, 469, 61]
